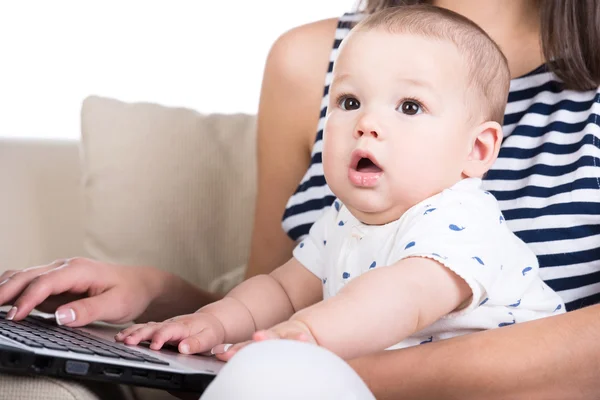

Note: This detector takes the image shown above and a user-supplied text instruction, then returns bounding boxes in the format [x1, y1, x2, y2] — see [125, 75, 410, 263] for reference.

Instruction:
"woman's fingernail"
[55, 308, 76, 325]
[210, 343, 232, 355]
[6, 307, 17, 320]
[180, 344, 190, 354]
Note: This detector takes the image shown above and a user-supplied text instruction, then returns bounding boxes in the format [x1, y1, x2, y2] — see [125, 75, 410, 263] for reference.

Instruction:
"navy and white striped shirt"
[282, 13, 600, 312]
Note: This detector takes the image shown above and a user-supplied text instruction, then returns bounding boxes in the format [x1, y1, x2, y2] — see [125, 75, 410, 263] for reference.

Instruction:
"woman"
[1, 0, 599, 398]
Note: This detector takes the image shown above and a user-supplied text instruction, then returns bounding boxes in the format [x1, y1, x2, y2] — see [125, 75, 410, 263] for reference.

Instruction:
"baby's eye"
[398, 100, 422, 115]
[339, 96, 360, 111]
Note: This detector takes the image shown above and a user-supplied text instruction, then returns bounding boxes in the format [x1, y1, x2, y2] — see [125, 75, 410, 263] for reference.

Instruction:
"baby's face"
[324, 30, 477, 224]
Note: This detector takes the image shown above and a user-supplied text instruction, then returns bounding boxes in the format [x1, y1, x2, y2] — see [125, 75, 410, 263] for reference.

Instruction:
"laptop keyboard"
[0, 311, 168, 365]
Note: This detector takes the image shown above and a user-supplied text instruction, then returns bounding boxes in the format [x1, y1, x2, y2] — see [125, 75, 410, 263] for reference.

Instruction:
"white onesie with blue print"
[293, 178, 566, 350]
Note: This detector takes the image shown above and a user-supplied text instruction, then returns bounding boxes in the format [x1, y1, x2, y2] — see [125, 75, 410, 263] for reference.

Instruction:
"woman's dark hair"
[357, 0, 600, 90]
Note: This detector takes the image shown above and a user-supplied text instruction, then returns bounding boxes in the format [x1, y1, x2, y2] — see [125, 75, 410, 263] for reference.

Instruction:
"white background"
[0, 0, 357, 140]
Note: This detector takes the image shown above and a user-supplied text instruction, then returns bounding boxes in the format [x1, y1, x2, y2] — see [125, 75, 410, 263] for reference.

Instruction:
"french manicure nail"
[55, 308, 76, 325]
[180, 344, 190, 354]
[211, 343, 232, 355]
[6, 307, 17, 320]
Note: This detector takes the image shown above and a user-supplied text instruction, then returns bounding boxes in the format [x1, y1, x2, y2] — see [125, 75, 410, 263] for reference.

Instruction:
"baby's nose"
[355, 111, 383, 139]
[356, 129, 379, 138]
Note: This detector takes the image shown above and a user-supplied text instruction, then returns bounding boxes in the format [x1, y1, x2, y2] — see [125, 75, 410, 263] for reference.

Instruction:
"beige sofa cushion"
[80, 96, 257, 291]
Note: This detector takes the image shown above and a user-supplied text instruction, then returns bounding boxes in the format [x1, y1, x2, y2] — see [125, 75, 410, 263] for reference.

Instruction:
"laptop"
[0, 310, 224, 393]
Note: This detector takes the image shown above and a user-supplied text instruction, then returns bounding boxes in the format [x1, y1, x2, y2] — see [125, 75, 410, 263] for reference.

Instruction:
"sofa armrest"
[0, 138, 87, 272]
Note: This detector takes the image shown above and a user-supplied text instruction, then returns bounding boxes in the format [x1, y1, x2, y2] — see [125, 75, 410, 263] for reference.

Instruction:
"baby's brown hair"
[354, 4, 511, 125]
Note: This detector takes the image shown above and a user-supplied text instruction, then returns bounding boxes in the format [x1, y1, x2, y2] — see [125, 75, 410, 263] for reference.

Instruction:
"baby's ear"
[462, 121, 503, 178]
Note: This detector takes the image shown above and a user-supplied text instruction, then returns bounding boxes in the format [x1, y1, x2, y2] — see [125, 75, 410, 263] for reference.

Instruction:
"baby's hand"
[214, 320, 316, 362]
[115, 312, 225, 355]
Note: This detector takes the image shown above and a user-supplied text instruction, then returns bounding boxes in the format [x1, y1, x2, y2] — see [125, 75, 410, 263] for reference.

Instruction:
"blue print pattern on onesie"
[405, 241, 416, 250]
[498, 312, 516, 328]
[420, 336, 433, 345]
[509, 299, 521, 307]
[369, 261, 376, 269]
[449, 224, 466, 231]
[472, 256, 485, 265]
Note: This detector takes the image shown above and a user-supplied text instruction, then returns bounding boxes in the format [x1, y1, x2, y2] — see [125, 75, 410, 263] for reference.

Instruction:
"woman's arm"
[244, 18, 339, 279]
[349, 303, 600, 400]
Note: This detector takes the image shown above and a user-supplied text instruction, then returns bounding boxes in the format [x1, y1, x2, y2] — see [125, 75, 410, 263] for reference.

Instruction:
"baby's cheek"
[387, 155, 433, 199]
[391, 151, 425, 178]
[322, 143, 347, 181]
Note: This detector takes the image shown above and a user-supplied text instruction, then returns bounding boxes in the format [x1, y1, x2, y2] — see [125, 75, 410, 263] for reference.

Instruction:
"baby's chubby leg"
[201, 340, 375, 400]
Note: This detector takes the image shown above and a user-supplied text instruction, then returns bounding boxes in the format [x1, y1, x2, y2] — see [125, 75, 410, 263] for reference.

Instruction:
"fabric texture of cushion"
[80, 96, 257, 292]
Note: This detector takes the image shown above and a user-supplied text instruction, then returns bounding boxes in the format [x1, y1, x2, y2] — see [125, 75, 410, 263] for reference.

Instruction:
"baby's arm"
[287, 257, 471, 360]
[117, 257, 322, 354]
[202, 257, 322, 340]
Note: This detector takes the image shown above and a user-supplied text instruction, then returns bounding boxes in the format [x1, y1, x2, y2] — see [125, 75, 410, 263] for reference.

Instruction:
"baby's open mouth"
[349, 150, 383, 187]
[355, 157, 382, 173]
[350, 150, 383, 173]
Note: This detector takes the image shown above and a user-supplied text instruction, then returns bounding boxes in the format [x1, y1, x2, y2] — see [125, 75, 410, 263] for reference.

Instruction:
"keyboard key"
[109, 350, 145, 362]
[41, 342, 69, 351]
[141, 355, 170, 365]
[91, 349, 120, 358]
[21, 340, 43, 348]
[67, 346, 95, 355]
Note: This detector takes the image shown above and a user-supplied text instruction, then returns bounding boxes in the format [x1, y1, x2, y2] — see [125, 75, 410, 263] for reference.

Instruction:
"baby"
[116, 5, 565, 361]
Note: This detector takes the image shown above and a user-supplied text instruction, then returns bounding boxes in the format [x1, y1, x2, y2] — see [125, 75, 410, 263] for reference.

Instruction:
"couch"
[0, 96, 258, 399]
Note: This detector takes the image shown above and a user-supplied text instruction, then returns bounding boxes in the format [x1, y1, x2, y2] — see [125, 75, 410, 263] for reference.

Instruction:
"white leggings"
[200, 340, 376, 400]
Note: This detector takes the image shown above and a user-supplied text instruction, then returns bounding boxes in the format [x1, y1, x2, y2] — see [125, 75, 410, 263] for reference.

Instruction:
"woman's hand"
[115, 312, 226, 355]
[0, 257, 164, 326]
